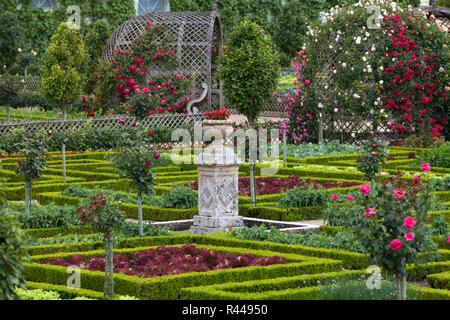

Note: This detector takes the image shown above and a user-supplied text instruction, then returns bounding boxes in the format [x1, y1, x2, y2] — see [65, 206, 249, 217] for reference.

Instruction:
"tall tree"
[40, 22, 87, 119]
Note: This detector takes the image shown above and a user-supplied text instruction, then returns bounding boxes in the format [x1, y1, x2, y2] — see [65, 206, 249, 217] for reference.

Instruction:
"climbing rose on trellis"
[87, 23, 191, 117]
[380, 11, 449, 141]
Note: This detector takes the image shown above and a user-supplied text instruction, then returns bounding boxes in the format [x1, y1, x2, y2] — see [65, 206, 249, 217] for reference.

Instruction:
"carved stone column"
[190, 119, 244, 235]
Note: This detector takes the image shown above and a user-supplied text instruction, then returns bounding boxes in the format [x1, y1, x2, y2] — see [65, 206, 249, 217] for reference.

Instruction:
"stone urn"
[202, 119, 234, 145]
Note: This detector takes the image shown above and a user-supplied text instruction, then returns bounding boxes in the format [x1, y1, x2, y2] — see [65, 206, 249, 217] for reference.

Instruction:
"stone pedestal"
[190, 120, 244, 235]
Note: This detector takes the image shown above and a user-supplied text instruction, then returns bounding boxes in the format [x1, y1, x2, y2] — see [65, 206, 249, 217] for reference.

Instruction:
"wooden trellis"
[102, 2, 223, 113]
[0, 113, 206, 137]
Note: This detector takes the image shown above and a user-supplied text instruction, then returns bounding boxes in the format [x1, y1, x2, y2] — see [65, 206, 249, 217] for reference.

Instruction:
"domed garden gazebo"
[102, 1, 223, 113]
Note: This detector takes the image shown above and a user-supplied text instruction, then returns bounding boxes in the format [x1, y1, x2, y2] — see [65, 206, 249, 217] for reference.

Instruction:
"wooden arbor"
[102, 2, 223, 114]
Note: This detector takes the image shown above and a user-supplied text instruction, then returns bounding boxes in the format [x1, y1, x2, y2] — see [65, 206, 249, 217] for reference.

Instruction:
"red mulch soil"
[190, 175, 361, 197]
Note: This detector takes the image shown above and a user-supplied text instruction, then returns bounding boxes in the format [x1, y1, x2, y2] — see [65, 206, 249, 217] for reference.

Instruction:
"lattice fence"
[15, 78, 41, 92]
[0, 113, 206, 137]
[323, 110, 401, 144]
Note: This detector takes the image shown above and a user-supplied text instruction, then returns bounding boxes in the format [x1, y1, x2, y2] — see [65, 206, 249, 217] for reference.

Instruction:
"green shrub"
[431, 175, 450, 192]
[230, 225, 366, 253]
[431, 215, 450, 237]
[285, 141, 358, 158]
[0, 206, 29, 299]
[277, 185, 329, 208]
[17, 203, 80, 229]
[273, 0, 323, 58]
[415, 143, 450, 169]
[322, 202, 365, 228]
[318, 278, 418, 300]
[157, 185, 198, 209]
[10, 90, 50, 110]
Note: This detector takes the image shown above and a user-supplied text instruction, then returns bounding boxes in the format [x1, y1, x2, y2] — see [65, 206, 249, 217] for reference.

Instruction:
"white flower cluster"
[319, 0, 402, 25]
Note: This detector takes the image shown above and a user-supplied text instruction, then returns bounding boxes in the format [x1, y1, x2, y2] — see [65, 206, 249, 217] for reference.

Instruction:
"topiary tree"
[0, 169, 28, 300]
[41, 22, 87, 183]
[219, 20, 280, 126]
[110, 147, 164, 237]
[77, 194, 125, 299]
[41, 22, 88, 120]
[15, 131, 49, 215]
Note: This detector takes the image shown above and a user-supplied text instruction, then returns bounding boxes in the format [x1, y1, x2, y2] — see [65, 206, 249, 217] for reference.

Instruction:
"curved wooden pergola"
[102, 1, 223, 113]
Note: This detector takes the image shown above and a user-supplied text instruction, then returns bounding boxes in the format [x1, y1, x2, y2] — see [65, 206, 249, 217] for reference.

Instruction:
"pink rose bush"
[359, 184, 371, 196]
[364, 208, 376, 218]
[403, 217, 415, 230]
[389, 239, 402, 251]
[393, 189, 405, 199]
[353, 171, 438, 300]
[421, 163, 431, 173]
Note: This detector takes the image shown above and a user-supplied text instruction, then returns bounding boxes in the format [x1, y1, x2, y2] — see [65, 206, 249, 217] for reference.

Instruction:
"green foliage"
[273, 0, 323, 58]
[115, 220, 171, 239]
[0, 75, 18, 108]
[0, 11, 20, 69]
[83, 20, 113, 93]
[323, 202, 365, 228]
[403, 134, 445, 148]
[431, 175, 450, 192]
[0, 1, 135, 66]
[0, 124, 186, 154]
[157, 185, 198, 209]
[10, 90, 50, 110]
[84, 20, 112, 63]
[40, 22, 88, 117]
[318, 277, 418, 300]
[277, 185, 329, 208]
[110, 148, 161, 196]
[356, 136, 389, 181]
[286, 141, 358, 158]
[15, 288, 63, 300]
[0, 204, 29, 300]
[219, 20, 280, 124]
[431, 215, 450, 237]
[17, 203, 80, 229]
[231, 225, 366, 253]
[415, 143, 450, 169]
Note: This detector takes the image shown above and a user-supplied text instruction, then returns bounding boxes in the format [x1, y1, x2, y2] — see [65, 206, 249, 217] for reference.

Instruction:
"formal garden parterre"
[1, 0, 450, 302]
[1, 144, 450, 300]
